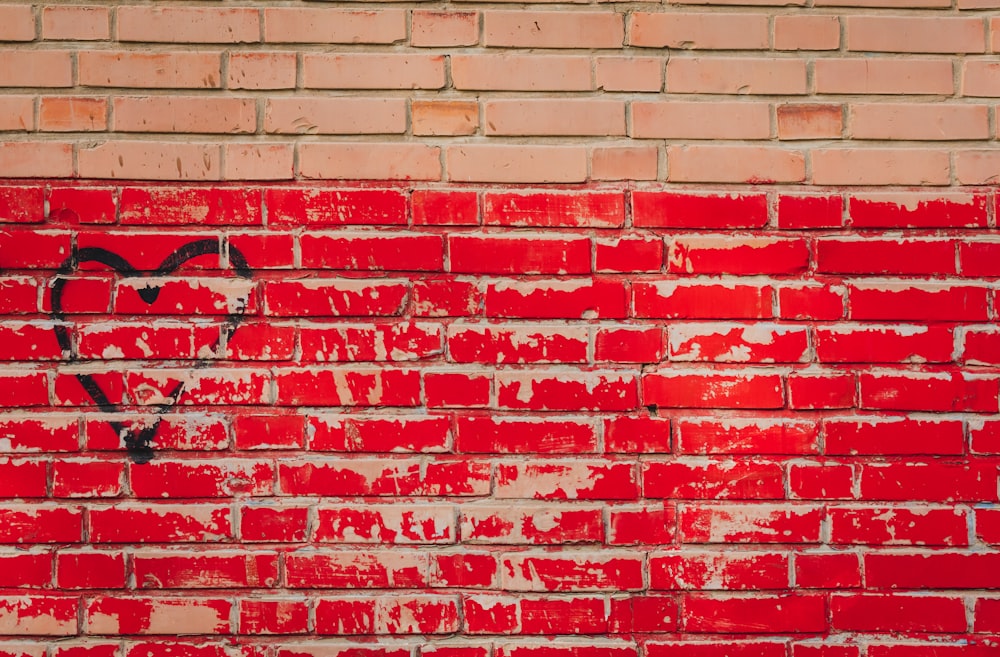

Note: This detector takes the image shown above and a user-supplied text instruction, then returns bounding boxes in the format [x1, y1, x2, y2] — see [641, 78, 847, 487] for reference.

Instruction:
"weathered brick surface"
[0, 182, 997, 653]
[2, 0, 1000, 651]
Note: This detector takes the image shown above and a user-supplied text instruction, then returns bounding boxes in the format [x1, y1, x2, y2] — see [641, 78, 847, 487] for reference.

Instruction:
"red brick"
[866, 552, 1000, 589]
[794, 552, 862, 589]
[849, 192, 988, 228]
[676, 418, 818, 455]
[456, 416, 598, 454]
[483, 192, 624, 228]
[485, 279, 627, 319]
[683, 594, 826, 633]
[826, 417, 966, 455]
[815, 324, 954, 364]
[679, 503, 823, 543]
[57, 551, 126, 589]
[635, 282, 773, 319]
[651, 551, 789, 590]
[449, 235, 590, 275]
[831, 594, 967, 632]
[643, 371, 784, 409]
[644, 461, 784, 500]
[633, 192, 768, 228]
[829, 505, 968, 546]
[861, 462, 998, 502]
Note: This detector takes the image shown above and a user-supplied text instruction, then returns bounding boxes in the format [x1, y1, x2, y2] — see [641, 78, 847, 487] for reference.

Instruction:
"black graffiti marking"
[50, 238, 253, 464]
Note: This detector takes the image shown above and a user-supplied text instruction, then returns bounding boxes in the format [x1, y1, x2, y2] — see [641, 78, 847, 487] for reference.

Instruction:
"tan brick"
[815, 59, 954, 95]
[849, 103, 990, 141]
[227, 52, 296, 90]
[629, 13, 769, 49]
[484, 11, 623, 48]
[0, 141, 73, 177]
[302, 53, 445, 89]
[774, 16, 840, 50]
[78, 141, 221, 180]
[962, 61, 1000, 97]
[412, 100, 478, 136]
[812, 148, 950, 185]
[117, 6, 259, 43]
[298, 143, 441, 181]
[667, 57, 807, 94]
[0, 96, 33, 131]
[846, 16, 986, 53]
[591, 145, 658, 181]
[447, 145, 587, 183]
[777, 104, 843, 140]
[79, 52, 221, 89]
[0, 5, 35, 41]
[451, 54, 592, 91]
[667, 145, 805, 184]
[818, 0, 948, 5]
[113, 96, 256, 134]
[411, 10, 478, 47]
[263, 98, 406, 135]
[484, 99, 625, 136]
[0, 50, 72, 87]
[955, 151, 1000, 185]
[631, 101, 770, 139]
[596, 57, 663, 92]
[223, 143, 294, 181]
[42, 5, 109, 40]
[39, 97, 107, 132]
[263, 8, 405, 44]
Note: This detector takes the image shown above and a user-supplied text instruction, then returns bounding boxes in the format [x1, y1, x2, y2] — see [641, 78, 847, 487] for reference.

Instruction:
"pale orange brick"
[227, 52, 296, 90]
[668, 145, 805, 184]
[412, 100, 478, 136]
[629, 13, 769, 49]
[0, 50, 72, 87]
[0, 142, 73, 177]
[846, 16, 986, 53]
[79, 52, 221, 89]
[42, 5, 109, 40]
[484, 99, 625, 136]
[631, 101, 770, 139]
[812, 148, 950, 185]
[992, 17, 1000, 52]
[263, 98, 406, 135]
[451, 54, 592, 91]
[447, 145, 587, 183]
[955, 151, 1000, 185]
[223, 143, 294, 181]
[962, 61, 1000, 96]
[299, 143, 441, 181]
[673, 0, 806, 4]
[302, 53, 445, 90]
[0, 96, 33, 131]
[777, 104, 843, 140]
[596, 57, 663, 92]
[591, 145, 658, 181]
[411, 10, 478, 47]
[484, 11, 623, 48]
[117, 6, 259, 43]
[78, 141, 221, 180]
[113, 97, 256, 134]
[667, 57, 807, 94]
[39, 97, 106, 132]
[818, 0, 948, 5]
[815, 59, 954, 95]
[959, 0, 1000, 7]
[849, 103, 990, 141]
[0, 5, 35, 41]
[263, 8, 405, 44]
[774, 16, 840, 50]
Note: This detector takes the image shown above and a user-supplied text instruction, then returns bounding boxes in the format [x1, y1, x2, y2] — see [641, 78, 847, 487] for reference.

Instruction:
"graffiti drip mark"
[50, 239, 253, 464]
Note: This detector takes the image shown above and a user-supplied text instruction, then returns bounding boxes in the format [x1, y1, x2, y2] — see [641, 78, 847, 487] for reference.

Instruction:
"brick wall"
[1, 1, 999, 656]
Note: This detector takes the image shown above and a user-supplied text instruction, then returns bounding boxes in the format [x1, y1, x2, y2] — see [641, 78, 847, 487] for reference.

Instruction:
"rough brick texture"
[3, 0, 1000, 654]
[0, 1, 999, 183]
[0, 182, 999, 655]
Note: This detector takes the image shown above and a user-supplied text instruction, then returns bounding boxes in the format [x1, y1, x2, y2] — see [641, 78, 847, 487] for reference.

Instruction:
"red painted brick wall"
[2, 1, 1000, 655]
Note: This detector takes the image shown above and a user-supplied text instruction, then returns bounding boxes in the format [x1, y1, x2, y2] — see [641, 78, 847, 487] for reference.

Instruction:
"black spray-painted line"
[50, 238, 253, 464]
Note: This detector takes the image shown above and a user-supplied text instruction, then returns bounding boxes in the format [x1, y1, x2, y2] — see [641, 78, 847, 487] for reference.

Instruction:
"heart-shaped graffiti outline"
[50, 239, 253, 464]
